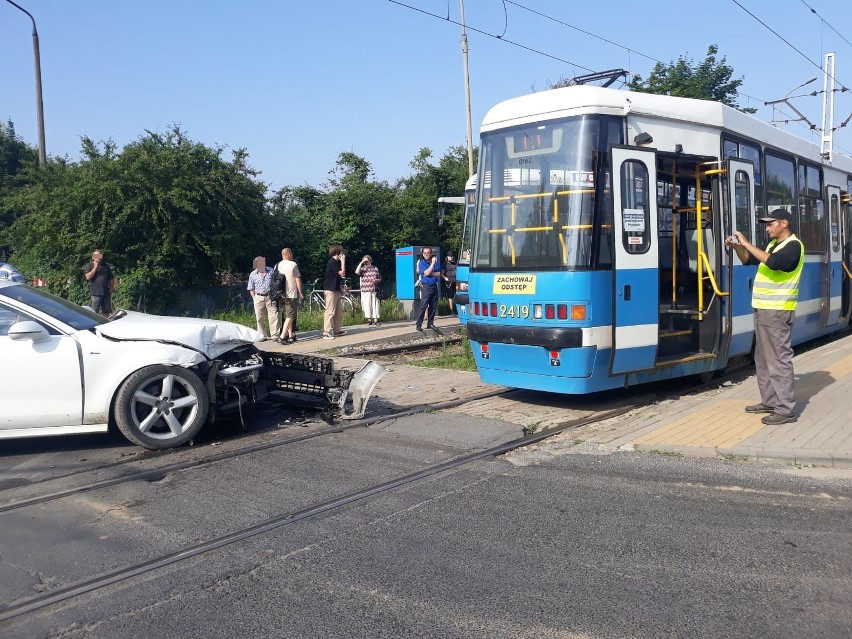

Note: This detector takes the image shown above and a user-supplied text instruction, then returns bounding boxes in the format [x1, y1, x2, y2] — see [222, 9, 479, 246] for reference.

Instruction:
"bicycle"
[303, 278, 357, 313]
[303, 279, 327, 312]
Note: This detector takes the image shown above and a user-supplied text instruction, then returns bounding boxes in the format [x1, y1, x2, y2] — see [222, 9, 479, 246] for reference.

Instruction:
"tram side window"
[830, 194, 840, 253]
[798, 163, 825, 253]
[765, 153, 796, 237]
[723, 139, 764, 217]
[734, 170, 753, 244]
[620, 161, 650, 254]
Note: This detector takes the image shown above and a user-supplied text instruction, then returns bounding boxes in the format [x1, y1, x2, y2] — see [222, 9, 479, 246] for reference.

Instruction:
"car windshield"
[0, 285, 108, 331]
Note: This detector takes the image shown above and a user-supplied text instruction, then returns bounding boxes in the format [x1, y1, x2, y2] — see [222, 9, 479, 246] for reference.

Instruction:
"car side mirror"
[8, 320, 51, 343]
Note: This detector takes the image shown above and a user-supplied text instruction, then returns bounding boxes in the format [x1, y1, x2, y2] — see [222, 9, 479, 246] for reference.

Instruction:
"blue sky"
[2, 0, 850, 191]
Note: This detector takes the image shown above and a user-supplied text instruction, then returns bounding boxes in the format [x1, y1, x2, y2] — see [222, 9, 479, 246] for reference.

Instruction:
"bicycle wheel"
[311, 291, 326, 311]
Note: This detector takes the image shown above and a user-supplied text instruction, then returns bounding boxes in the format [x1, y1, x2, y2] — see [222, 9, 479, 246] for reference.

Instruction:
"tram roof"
[481, 86, 852, 174]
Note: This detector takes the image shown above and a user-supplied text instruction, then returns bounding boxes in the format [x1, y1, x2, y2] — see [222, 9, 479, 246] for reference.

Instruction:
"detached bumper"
[261, 352, 386, 419]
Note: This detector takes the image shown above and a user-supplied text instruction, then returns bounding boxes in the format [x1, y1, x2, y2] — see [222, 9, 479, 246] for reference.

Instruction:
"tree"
[267, 147, 472, 290]
[0, 120, 39, 259]
[395, 145, 473, 254]
[629, 45, 756, 113]
[9, 126, 270, 313]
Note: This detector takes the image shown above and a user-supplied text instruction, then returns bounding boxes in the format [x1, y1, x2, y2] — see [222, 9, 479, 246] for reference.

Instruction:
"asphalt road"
[1, 408, 850, 639]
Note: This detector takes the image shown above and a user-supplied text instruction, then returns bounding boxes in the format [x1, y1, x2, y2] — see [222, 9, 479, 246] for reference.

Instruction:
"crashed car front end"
[203, 344, 265, 423]
[95, 311, 267, 424]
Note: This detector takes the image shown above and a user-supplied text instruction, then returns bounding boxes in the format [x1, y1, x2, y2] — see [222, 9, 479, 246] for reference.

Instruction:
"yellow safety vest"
[752, 234, 804, 311]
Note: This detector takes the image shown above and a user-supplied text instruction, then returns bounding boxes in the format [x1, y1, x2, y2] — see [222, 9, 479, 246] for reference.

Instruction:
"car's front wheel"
[114, 365, 209, 449]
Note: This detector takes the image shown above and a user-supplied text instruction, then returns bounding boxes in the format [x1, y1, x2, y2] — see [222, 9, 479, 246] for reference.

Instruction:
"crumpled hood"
[96, 311, 262, 358]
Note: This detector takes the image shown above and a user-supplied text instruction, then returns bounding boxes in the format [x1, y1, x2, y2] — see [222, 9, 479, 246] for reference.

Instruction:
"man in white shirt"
[275, 248, 303, 344]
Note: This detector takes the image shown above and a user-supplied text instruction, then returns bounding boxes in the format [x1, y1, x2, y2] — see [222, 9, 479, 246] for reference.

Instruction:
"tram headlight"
[533, 304, 543, 319]
[458, 281, 469, 292]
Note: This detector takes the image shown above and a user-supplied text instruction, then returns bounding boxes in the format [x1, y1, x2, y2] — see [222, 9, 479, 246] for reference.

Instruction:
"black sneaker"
[745, 403, 775, 414]
[761, 413, 797, 425]
[415, 326, 423, 332]
[427, 324, 436, 330]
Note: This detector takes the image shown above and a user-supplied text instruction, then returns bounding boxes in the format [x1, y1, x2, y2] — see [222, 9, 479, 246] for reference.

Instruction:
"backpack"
[269, 263, 285, 301]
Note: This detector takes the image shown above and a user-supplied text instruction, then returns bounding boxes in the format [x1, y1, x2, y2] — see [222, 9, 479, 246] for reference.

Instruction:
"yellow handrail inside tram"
[699, 251, 729, 299]
[843, 261, 852, 279]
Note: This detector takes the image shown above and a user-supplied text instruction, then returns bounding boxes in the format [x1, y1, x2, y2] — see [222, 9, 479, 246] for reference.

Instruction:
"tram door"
[727, 159, 756, 354]
[843, 190, 852, 319]
[610, 146, 659, 375]
[825, 186, 843, 327]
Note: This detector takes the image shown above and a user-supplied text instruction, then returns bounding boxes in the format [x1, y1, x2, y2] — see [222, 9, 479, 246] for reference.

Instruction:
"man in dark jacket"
[83, 250, 115, 317]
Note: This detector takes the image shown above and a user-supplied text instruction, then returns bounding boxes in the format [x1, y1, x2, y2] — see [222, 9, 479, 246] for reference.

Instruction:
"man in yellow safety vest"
[726, 209, 804, 425]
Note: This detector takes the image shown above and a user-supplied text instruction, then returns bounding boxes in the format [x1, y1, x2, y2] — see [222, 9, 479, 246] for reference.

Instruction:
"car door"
[0, 302, 83, 429]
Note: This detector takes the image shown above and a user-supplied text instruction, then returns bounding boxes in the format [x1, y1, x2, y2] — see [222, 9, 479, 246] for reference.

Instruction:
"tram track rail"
[0, 345, 764, 516]
[3, 323, 787, 517]
[0, 400, 640, 624]
[336, 334, 464, 358]
[0, 387, 512, 515]
[0, 334, 462, 501]
[4, 326, 847, 623]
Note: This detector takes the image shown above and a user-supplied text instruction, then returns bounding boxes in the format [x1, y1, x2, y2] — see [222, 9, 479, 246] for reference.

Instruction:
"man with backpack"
[271, 247, 303, 344]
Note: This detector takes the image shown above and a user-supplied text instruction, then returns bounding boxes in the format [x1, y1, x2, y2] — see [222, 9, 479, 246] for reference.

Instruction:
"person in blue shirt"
[414, 247, 441, 331]
[247, 256, 280, 340]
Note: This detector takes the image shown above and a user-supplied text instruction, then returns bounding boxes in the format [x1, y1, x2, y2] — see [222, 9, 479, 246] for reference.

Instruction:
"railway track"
[0, 400, 639, 623]
[7, 330, 821, 624]
[0, 387, 510, 514]
[0, 337, 463, 506]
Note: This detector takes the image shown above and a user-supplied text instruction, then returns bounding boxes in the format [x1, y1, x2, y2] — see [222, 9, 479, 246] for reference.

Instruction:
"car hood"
[95, 311, 262, 358]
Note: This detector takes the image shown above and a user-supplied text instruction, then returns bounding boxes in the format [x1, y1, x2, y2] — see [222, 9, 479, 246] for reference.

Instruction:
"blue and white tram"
[454, 175, 477, 324]
[466, 85, 852, 393]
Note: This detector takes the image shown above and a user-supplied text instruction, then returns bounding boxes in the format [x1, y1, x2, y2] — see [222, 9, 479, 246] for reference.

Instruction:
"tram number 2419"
[500, 305, 530, 319]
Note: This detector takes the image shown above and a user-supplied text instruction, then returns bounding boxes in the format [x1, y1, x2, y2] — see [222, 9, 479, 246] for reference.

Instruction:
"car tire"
[114, 364, 209, 449]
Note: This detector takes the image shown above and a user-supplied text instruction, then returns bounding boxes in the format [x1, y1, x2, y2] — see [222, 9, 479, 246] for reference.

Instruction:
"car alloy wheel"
[115, 364, 209, 449]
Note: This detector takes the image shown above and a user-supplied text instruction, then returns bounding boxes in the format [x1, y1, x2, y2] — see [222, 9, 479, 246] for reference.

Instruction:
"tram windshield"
[458, 184, 476, 266]
[474, 115, 621, 270]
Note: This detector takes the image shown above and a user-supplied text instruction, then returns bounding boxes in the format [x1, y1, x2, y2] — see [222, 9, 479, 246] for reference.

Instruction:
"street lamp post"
[4, 0, 46, 166]
[459, 0, 474, 178]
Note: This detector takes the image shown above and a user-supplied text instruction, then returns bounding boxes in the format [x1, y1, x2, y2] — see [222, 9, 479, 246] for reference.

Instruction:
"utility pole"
[820, 52, 835, 162]
[4, 0, 46, 166]
[459, 0, 474, 178]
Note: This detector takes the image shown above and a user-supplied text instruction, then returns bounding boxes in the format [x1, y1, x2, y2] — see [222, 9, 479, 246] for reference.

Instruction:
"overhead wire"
[391, 0, 851, 155]
[387, 0, 593, 74]
[797, 0, 852, 52]
[729, 0, 850, 93]
[729, 0, 851, 154]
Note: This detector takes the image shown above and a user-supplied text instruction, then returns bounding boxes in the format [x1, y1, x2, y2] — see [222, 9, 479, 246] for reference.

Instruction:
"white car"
[0, 280, 264, 449]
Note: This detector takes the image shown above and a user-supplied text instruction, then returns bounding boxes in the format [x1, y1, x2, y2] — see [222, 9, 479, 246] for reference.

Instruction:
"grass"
[645, 449, 684, 457]
[410, 336, 477, 371]
[523, 422, 541, 436]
